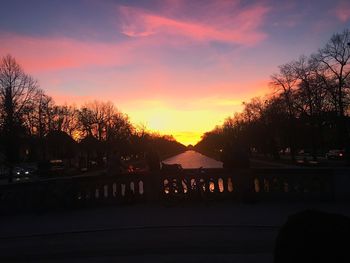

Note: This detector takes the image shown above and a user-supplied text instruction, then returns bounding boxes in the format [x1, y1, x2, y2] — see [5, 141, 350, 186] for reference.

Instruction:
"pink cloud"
[334, 1, 350, 22]
[0, 33, 139, 73]
[0, 31, 271, 108]
[118, 2, 269, 46]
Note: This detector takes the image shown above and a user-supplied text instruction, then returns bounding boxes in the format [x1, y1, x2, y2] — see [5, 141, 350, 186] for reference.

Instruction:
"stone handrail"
[0, 168, 347, 214]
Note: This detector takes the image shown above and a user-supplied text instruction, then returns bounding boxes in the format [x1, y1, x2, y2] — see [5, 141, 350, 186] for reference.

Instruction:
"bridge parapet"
[160, 168, 235, 202]
[250, 168, 334, 201]
[0, 168, 347, 214]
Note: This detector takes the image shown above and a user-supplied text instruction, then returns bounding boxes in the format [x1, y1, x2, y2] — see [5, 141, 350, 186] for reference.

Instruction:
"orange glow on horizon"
[125, 101, 245, 146]
[49, 85, 269, 146]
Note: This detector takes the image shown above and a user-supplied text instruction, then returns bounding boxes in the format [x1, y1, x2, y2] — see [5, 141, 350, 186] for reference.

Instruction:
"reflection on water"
[209, 181, 215, 192]
[163, 150, 223, 169]
[218, 178, 224, 192]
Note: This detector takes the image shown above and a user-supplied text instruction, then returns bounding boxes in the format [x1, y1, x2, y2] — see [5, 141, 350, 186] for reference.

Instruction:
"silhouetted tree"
[314, 29, 350, 149]
[196, 29, 350, 164]
[270, 62, 298, 159]
[0, 55, 39, 182]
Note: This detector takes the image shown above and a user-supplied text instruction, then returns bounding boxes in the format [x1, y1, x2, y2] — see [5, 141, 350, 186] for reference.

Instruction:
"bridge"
[0, 168, 349, 262]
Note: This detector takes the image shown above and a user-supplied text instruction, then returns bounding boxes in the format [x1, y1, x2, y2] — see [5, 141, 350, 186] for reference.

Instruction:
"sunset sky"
[1, 0, 349, 145]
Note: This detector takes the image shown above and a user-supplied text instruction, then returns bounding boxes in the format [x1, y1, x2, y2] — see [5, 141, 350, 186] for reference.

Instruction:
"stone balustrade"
[0, 168, 347, 214]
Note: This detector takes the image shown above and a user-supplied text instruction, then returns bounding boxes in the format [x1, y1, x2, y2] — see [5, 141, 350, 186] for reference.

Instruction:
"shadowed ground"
[1, 202, 349, 262]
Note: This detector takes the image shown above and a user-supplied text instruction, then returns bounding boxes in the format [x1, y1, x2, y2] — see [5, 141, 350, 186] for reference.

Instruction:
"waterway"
[163, 150, 223, 169]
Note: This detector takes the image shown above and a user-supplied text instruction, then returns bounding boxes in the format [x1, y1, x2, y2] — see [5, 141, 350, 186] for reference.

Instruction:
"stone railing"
[160, 168, 235, 202]
[250, 168, 335, 201]
[0, 168, 347, 214]
[0, 172, 150, 213]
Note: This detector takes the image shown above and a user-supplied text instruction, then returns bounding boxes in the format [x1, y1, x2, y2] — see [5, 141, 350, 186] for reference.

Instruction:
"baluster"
[177, 178, 184, 194]
[163, 179, 169, 194]
[139, 180, 144, 195]
[213, 178, 219, 193]
[130, 181, 135, 194]
[264, 178, 270, 192]
[227, 177, 234, 193]
[222, 177, 228, 193]
[254, 177, 260, 193]
[204, 177, 210, 193]
[103, 184, 108, 199]
[181, 178, 188, 194]
[112, 183, 117, 198]
[120, 183, 125, 197]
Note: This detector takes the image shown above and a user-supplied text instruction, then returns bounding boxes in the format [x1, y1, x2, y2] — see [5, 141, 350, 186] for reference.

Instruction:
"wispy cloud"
[118, 1, 270, 46]
[0, 33, 138, 73]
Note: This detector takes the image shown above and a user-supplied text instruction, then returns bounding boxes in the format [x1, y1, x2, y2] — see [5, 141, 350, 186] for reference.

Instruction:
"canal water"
[163, 150, 223, 169]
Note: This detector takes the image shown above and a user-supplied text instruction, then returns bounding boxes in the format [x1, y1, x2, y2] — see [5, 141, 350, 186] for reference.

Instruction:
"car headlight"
[25, 171, 29, 175]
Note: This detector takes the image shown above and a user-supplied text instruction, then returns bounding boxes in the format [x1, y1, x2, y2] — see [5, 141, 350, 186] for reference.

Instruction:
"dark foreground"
[1, 202, 349, 262]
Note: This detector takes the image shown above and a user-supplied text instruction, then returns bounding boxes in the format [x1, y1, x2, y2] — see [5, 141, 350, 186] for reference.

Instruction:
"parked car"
[49, 159, 65, 171]
[38, 160, 65, 177]
[326, 149, 345, 160]
[296, 150, 313, 162]
[13, 166, 36, 182]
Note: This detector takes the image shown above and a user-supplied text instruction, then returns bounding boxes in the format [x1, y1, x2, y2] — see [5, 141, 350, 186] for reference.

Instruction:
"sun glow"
[126, 104, 235, 146]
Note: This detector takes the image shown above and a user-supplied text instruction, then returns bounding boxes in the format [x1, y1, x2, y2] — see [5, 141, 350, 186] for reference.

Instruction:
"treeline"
[196, 29, 350, 161]
[0, 55, 185, 174]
